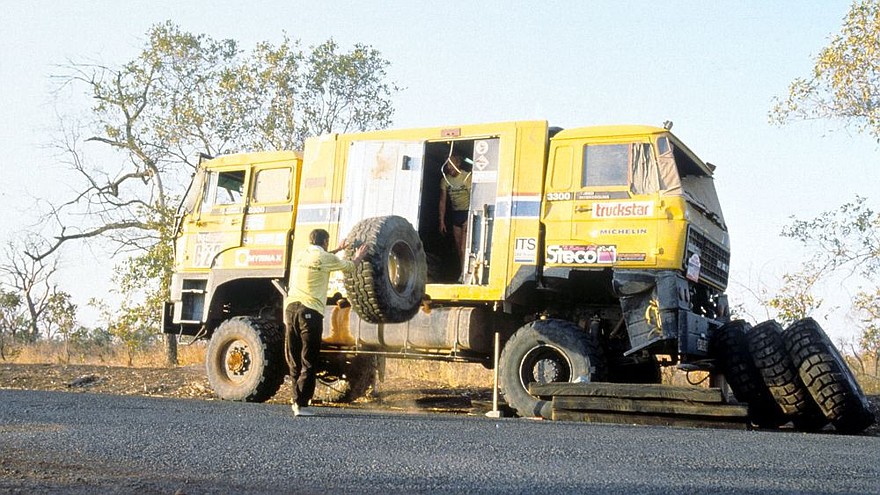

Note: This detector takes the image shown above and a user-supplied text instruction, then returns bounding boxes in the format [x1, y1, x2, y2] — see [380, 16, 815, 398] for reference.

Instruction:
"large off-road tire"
[746, 320, 827, 431]
[783, 317, 875, 434]
[499, 319, 606, 419]
[711, 319, 785, 428]
[312, 354, 377, 403]
[205, 317, 286, 402]
[344, 215, 427, 323]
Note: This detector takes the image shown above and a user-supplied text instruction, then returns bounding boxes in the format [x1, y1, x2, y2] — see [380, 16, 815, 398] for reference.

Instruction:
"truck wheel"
[499, 319, 606, 419]
[783, 317, 875, 434]
[711, 320, 785, 428]
[344, 215, 427, 323]
[312, 355, 377, 403]
[746, 320, 828, 431]
[205, 317, 286, 402]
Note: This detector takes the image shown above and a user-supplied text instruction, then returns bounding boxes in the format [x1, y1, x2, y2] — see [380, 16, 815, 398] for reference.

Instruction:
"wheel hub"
[226, 344, 251, 376]
[521, 344, 572, 387]
[387, 241, 415, 294]
[532, 358, 562, 383]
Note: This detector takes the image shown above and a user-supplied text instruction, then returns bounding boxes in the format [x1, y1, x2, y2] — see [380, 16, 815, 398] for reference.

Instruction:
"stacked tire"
[782, 318, 874, 434]
[711, 320, 786, 428]
[716, 317, 874, 434]
[746, 321, 827, 431]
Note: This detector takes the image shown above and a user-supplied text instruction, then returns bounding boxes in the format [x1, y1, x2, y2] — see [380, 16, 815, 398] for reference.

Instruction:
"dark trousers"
[284, 302, 324, 407]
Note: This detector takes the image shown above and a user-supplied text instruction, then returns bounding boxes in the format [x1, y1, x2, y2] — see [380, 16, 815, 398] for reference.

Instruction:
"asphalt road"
[1, 390, 878, 495]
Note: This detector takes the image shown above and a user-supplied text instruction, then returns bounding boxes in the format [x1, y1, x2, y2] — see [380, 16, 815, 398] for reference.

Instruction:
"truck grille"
[684, 227, 730, 289]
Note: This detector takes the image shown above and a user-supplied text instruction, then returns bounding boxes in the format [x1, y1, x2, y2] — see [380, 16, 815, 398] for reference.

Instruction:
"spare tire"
[710, 319, 786, 428]
[783, 317, 875, 434]
[344, 216, 427, 323]
[747, 320, 827, 431]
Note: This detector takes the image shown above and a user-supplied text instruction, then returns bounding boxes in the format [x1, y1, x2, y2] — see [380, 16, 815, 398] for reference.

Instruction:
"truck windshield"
[657, 135, 725, 229]
[178, 167, 207, 217]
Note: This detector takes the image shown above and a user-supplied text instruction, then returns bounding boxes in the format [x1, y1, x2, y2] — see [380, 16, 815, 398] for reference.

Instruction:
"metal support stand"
[485, 332, 504, 418]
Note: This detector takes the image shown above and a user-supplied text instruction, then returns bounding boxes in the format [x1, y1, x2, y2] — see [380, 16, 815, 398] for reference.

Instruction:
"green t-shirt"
[440, 172, 472, 211]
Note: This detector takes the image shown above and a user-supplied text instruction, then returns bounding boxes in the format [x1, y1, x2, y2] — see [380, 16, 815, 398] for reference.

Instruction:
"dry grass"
[384, 359, 494, 389]
[4, 340, 878, 394]
[7, 340, 208, 368]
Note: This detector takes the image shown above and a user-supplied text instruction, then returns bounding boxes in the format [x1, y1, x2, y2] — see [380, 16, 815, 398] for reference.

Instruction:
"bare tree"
[0, 237, 62, 342]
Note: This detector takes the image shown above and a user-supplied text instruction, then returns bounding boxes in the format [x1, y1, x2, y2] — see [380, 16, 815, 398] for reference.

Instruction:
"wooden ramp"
[529, 382, 750, 430]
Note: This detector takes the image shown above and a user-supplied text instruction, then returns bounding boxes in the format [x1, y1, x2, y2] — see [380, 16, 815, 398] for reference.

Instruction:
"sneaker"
[291, 404, 315, 417]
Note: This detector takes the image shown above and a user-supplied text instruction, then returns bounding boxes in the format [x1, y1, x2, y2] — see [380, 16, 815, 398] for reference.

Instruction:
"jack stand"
[485, 332, 505, 418]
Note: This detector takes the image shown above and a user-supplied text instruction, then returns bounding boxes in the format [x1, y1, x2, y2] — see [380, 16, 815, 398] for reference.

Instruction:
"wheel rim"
[519, 344, 572, 390]
[387, 240, 416, 294]
[221, 339, 252, 384]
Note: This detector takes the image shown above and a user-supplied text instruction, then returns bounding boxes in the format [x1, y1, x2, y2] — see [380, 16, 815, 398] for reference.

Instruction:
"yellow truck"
[164, 120, 733, 418]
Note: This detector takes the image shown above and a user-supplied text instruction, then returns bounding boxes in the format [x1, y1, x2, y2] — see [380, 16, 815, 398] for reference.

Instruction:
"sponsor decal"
[686, 253, 702, 282]
[592, 201, 654, 218]
[575, 191, 631, 200]
[514, 237, 537, 263]
[617, 253, 647, 262]
[235, 249, 284, 267]
[546, 245, 617, 265]
[598, 228, 648, 236]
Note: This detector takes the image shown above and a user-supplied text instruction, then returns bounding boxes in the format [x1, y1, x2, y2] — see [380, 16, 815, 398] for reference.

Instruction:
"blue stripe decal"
[512, 200, 541, 218]
[496, 198, 541, 219]
[296, 205, 341, 224]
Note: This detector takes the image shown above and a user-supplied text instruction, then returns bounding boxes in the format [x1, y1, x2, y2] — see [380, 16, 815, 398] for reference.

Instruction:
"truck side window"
[201, 170, 245, 212]
[252, 168, 291, 203]
[657, 136, 671, 155]
[582, 144, 629, 187]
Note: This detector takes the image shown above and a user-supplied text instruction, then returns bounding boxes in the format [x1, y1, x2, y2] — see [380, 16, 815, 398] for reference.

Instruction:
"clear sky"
[1, 1, 877, 342]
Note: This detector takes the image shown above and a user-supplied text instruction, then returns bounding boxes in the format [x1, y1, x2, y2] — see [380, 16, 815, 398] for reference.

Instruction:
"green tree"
[0, 289, 27, 360]
[780, 197, 880, 360]
[771, 1, 880, 369]
[32, 22, 398, 356]
[765, 261, 828, 326]
[770, 0, 880, 140]
[43, 291, 78, 362]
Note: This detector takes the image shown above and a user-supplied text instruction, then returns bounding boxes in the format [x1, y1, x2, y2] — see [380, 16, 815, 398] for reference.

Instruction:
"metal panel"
[339, 140, 425, 235]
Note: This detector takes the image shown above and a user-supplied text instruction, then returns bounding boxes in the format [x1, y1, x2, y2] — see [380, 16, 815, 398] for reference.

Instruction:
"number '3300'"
[546, 192, 572, 201]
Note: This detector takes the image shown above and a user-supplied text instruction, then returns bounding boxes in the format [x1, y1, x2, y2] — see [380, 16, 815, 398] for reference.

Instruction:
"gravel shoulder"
[0, 362, 497, 415]
[0, 362, 877, 435]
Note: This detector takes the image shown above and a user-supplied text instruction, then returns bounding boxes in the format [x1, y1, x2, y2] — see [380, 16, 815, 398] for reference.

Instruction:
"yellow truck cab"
[165, 120, 731, 418]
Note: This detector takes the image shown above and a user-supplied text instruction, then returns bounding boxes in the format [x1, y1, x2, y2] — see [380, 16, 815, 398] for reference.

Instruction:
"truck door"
[339, 140, 426, 236]
[569, 141, 658, 267]
[238, 163, 297, 272]
[189, 168, 248, 269]
[544, 139, 659, 269]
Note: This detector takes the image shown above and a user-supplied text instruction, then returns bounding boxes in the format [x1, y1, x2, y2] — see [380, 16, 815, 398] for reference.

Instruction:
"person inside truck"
[284, 228, 367, 417]
[438, 154, 472, 282]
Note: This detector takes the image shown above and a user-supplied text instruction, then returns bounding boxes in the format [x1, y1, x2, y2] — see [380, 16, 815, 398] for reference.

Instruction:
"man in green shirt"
[284, 228, 367, 416]
[438, 155, 472, 281]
